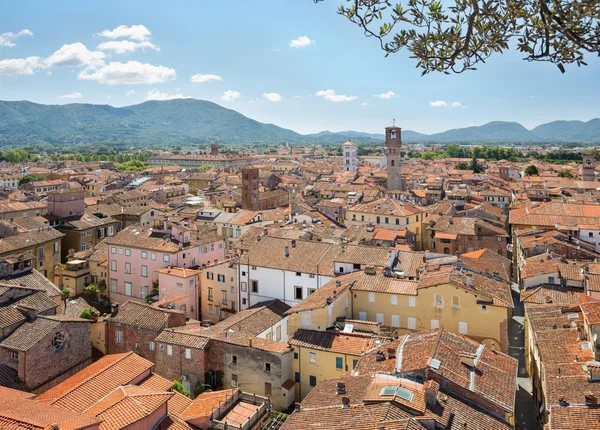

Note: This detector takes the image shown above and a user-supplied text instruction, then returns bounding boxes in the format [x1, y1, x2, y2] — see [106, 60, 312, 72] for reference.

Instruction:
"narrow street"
[509, 282, 538, 430]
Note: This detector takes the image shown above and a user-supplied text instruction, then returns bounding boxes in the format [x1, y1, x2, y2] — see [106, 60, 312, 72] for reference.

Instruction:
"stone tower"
[385, 125, 403, 190]
[583, 152, 596, 182]
[342, 140, 357, 172]
[210, 143, 219, 156]
[241, 167, 259, 211]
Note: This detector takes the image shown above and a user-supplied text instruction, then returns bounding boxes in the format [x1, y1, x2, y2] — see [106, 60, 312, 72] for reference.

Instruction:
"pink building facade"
[107, 224, 225, 307]
[155, 267, 202, 320]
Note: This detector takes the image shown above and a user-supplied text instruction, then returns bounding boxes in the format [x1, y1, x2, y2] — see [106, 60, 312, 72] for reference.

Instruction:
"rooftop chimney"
[585, 392, 598, 406]
[292, 239, 297, 248]
[387, 347, 396, 359]
[284, 246, 289, 257]
[335, 280, 341, 287]
[294, 402, 302, 412]
[110, 303, 119, 317]
[375, 350, 385, 362]
[341, 396, 350, 409]
[465, 273, 473, 287]
[424, 380, 438, 408]
[248, 338, 253, 348]
[460, 352, 477, 367]
[336, 382, 346, 395]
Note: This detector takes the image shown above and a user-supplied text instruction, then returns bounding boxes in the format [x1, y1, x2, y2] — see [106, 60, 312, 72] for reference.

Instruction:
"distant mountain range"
[0, 99, 598, 146]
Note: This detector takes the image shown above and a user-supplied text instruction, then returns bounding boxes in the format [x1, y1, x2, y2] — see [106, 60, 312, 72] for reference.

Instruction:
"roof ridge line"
[46, 352, 136, 405]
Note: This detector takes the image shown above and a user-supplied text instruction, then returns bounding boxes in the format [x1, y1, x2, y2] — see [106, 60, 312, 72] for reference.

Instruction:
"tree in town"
[525, 164, 539, 176]
[172, 380, 190, 397]
[316, 0, 600, 74]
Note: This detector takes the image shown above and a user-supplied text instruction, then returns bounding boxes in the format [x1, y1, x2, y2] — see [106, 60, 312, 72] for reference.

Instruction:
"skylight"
[379, 386, 414, 402]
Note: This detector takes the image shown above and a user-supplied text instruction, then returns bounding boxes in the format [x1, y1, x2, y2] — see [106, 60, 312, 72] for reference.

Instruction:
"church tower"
[583, 152, 596, 182]
[385, 124, 403, 190]
[342, 140, 357, 172]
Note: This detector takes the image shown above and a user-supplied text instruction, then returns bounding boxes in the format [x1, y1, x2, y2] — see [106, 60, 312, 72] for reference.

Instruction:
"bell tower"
[583, 152, 596, 182]
[385, 123, 403, 190]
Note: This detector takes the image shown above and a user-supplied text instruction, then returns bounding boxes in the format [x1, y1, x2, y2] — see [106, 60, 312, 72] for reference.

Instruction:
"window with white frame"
[163, 254, 170, 263]
[141, 265, 148, 277]
[149, 341, 155, 351]
[368, 292, 375, 302]
[118, 248, 123, 255]
[111, 247, 116, 254]
[116, 331, 123, 344]
[167, 345, 173, 356]
[111, 260, 117, 271]
[409, 297, 416, 307]
[309, 352, 316, 364]
[110, 278, 118, 292]
[459, 321, 468, 334]
[434, 294, 443, 307]
[431, 319, 440, 329]
[391, 295, 398, 305]
[151, 253, 156, 260]
[407, 317, 416, 330]
[125, 282, 132, 296]
[452, 296, 460, 308]
[391, 315, 400, 327]
[141, 251, 147, 259]
[185, 348, 191, 359]
[125, 262, 131, 274]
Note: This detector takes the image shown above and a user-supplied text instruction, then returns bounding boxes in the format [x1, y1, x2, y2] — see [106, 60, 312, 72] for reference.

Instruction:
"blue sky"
[1, 0, 599, 135]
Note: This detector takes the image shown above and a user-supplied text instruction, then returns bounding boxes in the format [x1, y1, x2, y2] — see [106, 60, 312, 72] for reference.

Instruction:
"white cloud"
[145, 89, 190, 101]
[44, 43, 106, 68]
[451, 102, 463, 108]
[315, 89, 357, 102]
[77, 61, 176, 85]
[0, 57, 41, 76]
[125, 90, 136, 96]
[290, 35, 314, 48]
[97, 40, 159, 54]
[361, 102, 368, 106]
[374, 91, 395, 99]
[59, 92, 82, 99]
[47, 71, 52, 76]
[190, 73, 223, 83]
[98, 25, 151, 41]
[429, 100, 448, 107]
[0, 29, 33, 47]
[262, 92, 283, 102]
[221, 90, 241, 102]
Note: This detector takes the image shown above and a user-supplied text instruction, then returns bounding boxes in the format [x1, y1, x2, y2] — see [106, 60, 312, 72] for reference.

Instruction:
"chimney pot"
[294, 402, 302, 412]
[336, 381, 346, 395]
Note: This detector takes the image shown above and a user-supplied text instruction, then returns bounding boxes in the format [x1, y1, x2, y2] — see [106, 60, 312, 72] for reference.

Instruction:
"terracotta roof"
[549, 405, 600, 430]
[108, 301, 184, 331]
[580, 301, 600, 325]
[0, 315, 88, 352]
[520, 285, 583, 306]
[350, 271, 418, 295]
[155, 329, 211, 349]
[290, 329, 387, 356]
[350, 198, 425, 216]
[138, 373, 174, 392]
[85, 385, 172, 430]
[36, 352, 154, 413]
[418, 265, 513, 308]
[356, 328, 518, 414]
[286, 271, 362, 314]
[0, 386, 100, 430]
[180, 389, 237, 420]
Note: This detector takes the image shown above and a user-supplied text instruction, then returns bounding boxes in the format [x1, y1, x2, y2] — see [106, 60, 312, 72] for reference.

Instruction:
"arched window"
[52, 333, 65, 351]
[391, 160, 395, 167]
[390, 130, 397, 139]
